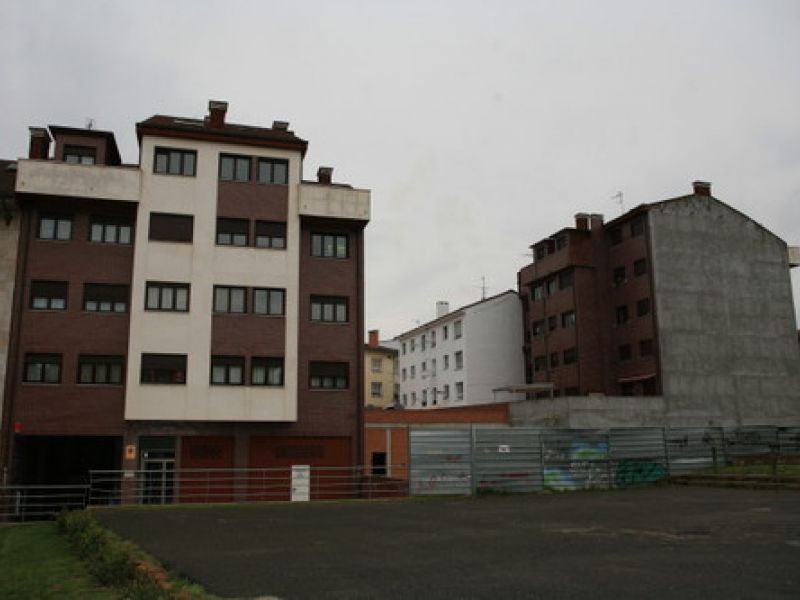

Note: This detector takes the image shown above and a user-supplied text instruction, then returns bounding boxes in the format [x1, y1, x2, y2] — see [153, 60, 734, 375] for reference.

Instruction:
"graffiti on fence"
[411, 471, 470, 494]
[543, 441, 609, 491]
[615, 459, 666, 488]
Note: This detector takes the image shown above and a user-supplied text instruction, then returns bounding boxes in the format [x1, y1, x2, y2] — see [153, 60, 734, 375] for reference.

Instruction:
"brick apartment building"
[0, 101, 370, 489]
[518, 181, 800, 423]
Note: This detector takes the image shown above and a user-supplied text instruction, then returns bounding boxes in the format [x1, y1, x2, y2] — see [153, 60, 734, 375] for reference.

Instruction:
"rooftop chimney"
[368, 329, 379, 348]
[317, 166, 333, 184]
[692, 181, 711, 197]
[574, 213, 590, 230]
[589, 213, 604, 230]
[436, 301, 450, 318]
[28, 127, 51, 159]
[208, 100, 228, 128]
[272, 120, 289, 131]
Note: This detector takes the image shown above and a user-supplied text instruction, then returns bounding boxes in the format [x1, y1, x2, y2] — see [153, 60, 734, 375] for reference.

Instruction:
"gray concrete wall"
[0, 215, 20, 426]
[648, 196, 800, 426]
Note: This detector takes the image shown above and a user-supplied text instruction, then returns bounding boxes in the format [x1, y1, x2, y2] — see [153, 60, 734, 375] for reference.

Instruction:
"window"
[421, 334, 426, 351]
[559, 269, 574, 289]
[24, 353, 61, 383]
[63, 145, 96, 165]
[454, 351, 463, 370]
[421, 360, 427, 373]
[401, 368, 407, 381]
[309, 362, 348, 389]
[533, 355, 547, 372]
[634, 258, 647, 277]
[30, 281, 67, 310]
[146, 282, 190, 312]
[216, 218, 248, 246]
[640, 339, 654, 356]
[561, 311, 576, 328]
[550, 352, 559, 368]
[411, 392, 417, 406]
[613, 266, 626, 287]
[432, 387, 438, 405]
[548, 315, 557, 332]
[402, 394, 407, 407]
[455, 382, 464, 401]
[78, 355, 124, 385]
[637, 298, 651, 317]
[532, 284, 544, 301]
[255, 221, 286, 249]
[401, 342, 407, 355]
[154, 147, 196, 176]
[410, 365, 415, 379]
[253, 288, 285, 316]
[410, 338, 416, 352]
[257, 158, 289, 184]
[210, 356, 244, 385]
[443, 354, 449, 370]
[214, 286, 246, 313]
[563, 348, 578, 365]
[618, 344, 632, 361]
[443, 384, 450, 400]
[431, 331, 436, 348]
[609, 228, 622, 245]
[149, 213, 193, 243]
[371, 358, 382, 373]
[422, 389, 427, 407]
[84, 284, 128, 313]
[220, 154, 251, 182]
[616, 305, 629, 325]
[454, 320, 463, 339]
[89, 217, 133, 244]
[534, 245, 547, 260]
[532, 320, 544, 337]
[443, 325, 449, 340]
[251, 357, 284, 386]
[371, 382, 383, 398]
[141, 353, 186, 384]
[630, 218, 644, 237]
[311, 233, 348, 258]
[310, 295, 346, 322]
[545, 278, 557, 296]
[38, 215, 72, 240]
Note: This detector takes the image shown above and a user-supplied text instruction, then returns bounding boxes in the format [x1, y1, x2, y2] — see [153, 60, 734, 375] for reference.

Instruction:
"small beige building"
[364, 330, 398, 409]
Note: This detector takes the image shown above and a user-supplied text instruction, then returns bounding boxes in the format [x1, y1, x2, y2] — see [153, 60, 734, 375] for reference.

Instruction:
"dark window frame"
[251, 357, 284, 386]
[561, 311, 576, 328]
[154, 147, 197, 177]
[78, 355, 125, 385]
[89, 216, 133, 245]
[140, 353, 187, 385]
[311, 233, 349, 259]
[146, 281, 190, 312]
[310, 295, 348, 323]
[219, 154, 252, 182]
[255, 221, 287, 249]
[563, 347, 578, 365]
[257, 158, 289, 185]
[309, 362, 349, 390]
[148, 212, 193, 243]
[634, 258, 648, 277]
[84, 283, 129, 313]
[38, 215, 72, 241]
[216, 217, 249, 247]
[615, 305, 629, 325]
[214, 285, 247, 314]
[253, 288, 285, 316]
[63, 145, 96, 165]
[210, 355, 245, 386]
[23, 353, 62, 384]
[30, 280, 68, 311]
[637, 297, 651, 317]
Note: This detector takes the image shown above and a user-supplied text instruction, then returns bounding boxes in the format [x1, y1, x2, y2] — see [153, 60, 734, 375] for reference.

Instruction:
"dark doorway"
[12, 435, 122, 484]
[371, 452, 387, 476]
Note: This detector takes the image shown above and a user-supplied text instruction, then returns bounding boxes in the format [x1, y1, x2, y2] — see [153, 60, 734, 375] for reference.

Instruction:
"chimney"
[317, 166, 333, 184]
[28, 127, 51, 159]
[368, 329, 379, 348]
[436, 301, 450, 318]
[208, 100, 228, 128]
[574, 213, 589, 230]
[589, 213, 604, 230]
[272, 120, 289, 131]
[692, 181, 711, 197]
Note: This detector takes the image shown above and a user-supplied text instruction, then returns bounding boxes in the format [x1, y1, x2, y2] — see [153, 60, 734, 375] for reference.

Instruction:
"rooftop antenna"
[473, 276, 488, 300]
[612, 191, 624, 214]
[85, 118, 95, 130]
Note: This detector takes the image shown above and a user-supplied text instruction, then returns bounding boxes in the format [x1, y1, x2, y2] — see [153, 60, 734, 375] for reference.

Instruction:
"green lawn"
[0, 522, 116, 600]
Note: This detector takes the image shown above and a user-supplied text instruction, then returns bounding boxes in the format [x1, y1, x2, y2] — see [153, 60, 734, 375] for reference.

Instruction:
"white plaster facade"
[396, 291, 525, 409]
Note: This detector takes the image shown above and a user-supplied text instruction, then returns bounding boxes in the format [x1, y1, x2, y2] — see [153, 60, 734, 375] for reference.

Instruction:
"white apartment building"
[395, 291, 525, 409]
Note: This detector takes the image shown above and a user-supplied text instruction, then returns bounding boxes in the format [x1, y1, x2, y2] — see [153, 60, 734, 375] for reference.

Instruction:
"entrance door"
[142, 458, 175, 504]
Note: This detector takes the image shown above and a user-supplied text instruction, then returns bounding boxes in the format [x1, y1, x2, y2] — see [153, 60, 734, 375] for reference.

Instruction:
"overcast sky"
[2, 0, 799, 338]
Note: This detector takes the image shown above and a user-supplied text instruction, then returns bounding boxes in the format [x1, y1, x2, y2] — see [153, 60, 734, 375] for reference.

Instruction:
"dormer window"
[63, 145, 96, 165]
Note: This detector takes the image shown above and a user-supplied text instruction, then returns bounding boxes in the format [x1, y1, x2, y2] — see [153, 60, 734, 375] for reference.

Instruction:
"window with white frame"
[371, 382, 382, 398]
[371, 358, 382, 373]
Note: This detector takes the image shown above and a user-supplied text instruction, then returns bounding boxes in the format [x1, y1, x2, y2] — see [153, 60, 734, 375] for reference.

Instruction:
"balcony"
[298, 183, 370, 221]
[15, 159, 140, 203]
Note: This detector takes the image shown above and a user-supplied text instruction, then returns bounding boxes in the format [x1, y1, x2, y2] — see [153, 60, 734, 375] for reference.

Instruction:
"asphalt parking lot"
[95, 486, 800, 599]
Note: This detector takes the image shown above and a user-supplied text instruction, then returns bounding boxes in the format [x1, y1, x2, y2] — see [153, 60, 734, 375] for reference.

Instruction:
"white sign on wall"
[291, 465, 311, 502]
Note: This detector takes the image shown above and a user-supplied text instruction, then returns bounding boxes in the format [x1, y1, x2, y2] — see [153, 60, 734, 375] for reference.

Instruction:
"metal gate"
[409, 428, 471, 496]
[474, 427, 542, 493]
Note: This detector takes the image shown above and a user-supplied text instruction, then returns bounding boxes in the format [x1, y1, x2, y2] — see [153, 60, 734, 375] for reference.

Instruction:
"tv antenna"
[474, 276, 489, 300]
[612, 191, 624, 214]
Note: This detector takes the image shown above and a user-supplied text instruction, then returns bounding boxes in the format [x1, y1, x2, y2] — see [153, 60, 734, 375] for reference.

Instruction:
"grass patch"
[57, 509, 214, 599]
[0, 522, 116, 600]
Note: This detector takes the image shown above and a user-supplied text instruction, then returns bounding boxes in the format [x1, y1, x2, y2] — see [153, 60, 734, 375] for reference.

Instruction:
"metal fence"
[0, 484, 89, 521]
[410, 425, 800, 495]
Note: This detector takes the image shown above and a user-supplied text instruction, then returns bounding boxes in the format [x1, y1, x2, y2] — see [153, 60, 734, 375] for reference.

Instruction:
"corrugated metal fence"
[410, 426, 800, 495]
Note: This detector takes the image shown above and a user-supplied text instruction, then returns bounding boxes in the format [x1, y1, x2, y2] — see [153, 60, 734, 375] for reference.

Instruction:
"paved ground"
[95, 486, 800, 599]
